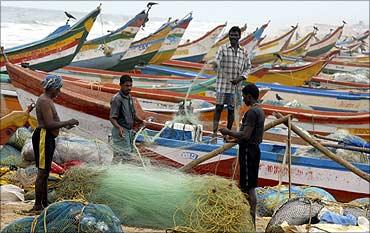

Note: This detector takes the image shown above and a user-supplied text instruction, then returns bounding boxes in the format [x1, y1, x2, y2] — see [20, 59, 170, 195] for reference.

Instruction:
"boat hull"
[0, 89, 22, 117]
[0, 7, 101, 72]
[136, 134, 369, 203]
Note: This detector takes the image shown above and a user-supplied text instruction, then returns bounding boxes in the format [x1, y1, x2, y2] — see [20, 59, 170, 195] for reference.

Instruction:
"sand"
[0, 201, 270, 232]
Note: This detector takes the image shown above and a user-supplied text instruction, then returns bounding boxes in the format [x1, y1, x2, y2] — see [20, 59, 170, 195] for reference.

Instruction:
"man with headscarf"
[28, 74, 79, 213]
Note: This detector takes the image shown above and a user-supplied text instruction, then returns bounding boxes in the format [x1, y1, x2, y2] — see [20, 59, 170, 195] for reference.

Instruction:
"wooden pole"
[180, 114, 291, 172]
[321, 143, 370, 154]
[314, 134, 343, 143]
[274, 112, 370, 183]
[288, 115, 292, 199]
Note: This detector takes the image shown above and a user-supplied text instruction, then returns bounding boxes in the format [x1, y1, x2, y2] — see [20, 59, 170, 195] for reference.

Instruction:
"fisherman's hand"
[230, 76, 245, 85]
[66, 119, 79, 129]
[219, 128, 230, 135]
[118, 126, 125, 138]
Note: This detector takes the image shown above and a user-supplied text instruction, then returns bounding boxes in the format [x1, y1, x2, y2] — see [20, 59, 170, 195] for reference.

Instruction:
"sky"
[1, 1, 369, 29]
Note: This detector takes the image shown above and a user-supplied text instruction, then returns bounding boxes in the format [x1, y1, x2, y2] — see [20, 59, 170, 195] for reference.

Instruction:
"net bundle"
[1, 201, 121, 233]
[55, 164, 254, 232]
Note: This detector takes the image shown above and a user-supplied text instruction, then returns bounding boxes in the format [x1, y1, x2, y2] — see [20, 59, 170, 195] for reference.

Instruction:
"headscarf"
[41, 74, 63, 90]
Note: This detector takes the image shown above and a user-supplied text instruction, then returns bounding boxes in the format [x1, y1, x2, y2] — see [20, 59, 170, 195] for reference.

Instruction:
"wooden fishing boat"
[0, 5, 101, 72]
[107, 19, 174, 71]
[70, 10, 148, 69]
[251, 25, 297, 65]
[137, 56, 330, 87]
[135, 128, 369, 202]
[149, 14, 193, 64]
[57, 66, 217, 94]
[7, 62, 368, 201]
[170, 23, 226, 62]
[0, 104, 37, 145]
[56, 65, 269, 104]
[248, 57, 329, 86]
[38, 67, 370, 136]
[162, 22, 269, 74]
[0, 82, 22, 117]
[260, 82, 370, 112]
[7, 62, 369, 142]
[281, 32, 315, 57]
[310, 75, 370, 90]
[306, 24, 344, 57]
[307, 55, 370, 74]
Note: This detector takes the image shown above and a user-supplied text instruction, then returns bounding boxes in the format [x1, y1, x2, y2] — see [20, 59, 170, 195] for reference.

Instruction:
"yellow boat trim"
[39, 128, 46, 169]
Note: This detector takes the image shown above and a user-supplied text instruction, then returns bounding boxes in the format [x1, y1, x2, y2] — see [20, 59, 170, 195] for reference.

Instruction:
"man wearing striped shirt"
[209, 26, 251, 142]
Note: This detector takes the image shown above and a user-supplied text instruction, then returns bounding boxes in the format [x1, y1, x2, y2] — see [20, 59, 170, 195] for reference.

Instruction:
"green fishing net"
[55, 164, 254, 232]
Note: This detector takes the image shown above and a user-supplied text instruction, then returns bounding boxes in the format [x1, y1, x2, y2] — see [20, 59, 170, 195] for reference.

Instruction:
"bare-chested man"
[29, 74, 79, 213]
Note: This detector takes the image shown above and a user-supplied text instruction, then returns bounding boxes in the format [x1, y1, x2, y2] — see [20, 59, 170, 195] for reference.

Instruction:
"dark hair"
[229, 26, 241, 36]
[242, 83, 259, 100]
[119, 75, 132, 84]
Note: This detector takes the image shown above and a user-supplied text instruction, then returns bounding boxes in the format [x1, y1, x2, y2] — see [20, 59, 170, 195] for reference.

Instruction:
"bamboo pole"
[180, 114, 291, 172]
[321, 143, 370, 154]
[274, 112, 370, 183]
[288, 115, 292, 199]
[314, 134, 343, 143]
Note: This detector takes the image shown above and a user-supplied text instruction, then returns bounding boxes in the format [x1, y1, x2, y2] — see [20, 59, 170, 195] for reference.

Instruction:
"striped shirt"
[215, 43, 251, 93]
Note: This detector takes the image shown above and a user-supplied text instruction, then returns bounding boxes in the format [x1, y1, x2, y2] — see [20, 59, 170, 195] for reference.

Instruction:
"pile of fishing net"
[0, 127, 32, 167]
[256, 185, 336, 217]
[54, 164, 254, 232]
[333, 70, 369, 84]
[7, 127, 32, 150]
[262, 99, 313, 110]
[1, 200, 122, 233]
[0, 145, 22, 167]
[266, 197, 370, 233]
[349, 198, 370, 208]
[293, 145, 369, 164]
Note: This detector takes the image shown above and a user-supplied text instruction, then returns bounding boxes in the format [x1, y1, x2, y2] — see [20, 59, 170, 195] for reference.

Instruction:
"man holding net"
[109, 75, 144, 162]
[208, 26, 251, 143]
[219, 84, 265, 229]
[29, 74, 79, 214]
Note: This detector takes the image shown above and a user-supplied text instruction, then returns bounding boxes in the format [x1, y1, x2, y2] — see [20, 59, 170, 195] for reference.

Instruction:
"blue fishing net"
[257, 185, 336, 217]
[31, 201, 122, 233]
[342, 135, 370, 149]
[1, 216, 34, 233]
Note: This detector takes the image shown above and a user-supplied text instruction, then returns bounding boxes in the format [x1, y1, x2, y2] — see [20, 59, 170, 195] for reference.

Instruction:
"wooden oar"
[273, 112, 370, 183]
[179, 114, 291, 172]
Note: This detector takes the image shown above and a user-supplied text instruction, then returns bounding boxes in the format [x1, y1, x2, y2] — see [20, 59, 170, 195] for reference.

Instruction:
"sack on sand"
[21, 131, 113, 165]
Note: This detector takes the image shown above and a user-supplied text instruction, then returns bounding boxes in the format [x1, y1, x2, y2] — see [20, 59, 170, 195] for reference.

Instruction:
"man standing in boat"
[219, 84, 265, 229]
[109, 75, 144, 162]
[209, 26, 251, 143]
[29, 74, 79, 213]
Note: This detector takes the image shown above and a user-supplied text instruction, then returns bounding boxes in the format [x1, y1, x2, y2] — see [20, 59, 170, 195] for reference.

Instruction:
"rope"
[132, 126, 148, 168]
[29, 200, 89, 233]
[306, 199, 313, 233]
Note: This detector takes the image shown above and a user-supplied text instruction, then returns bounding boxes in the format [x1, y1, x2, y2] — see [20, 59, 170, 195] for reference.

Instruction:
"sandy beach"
[1, 201, 271, 232]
